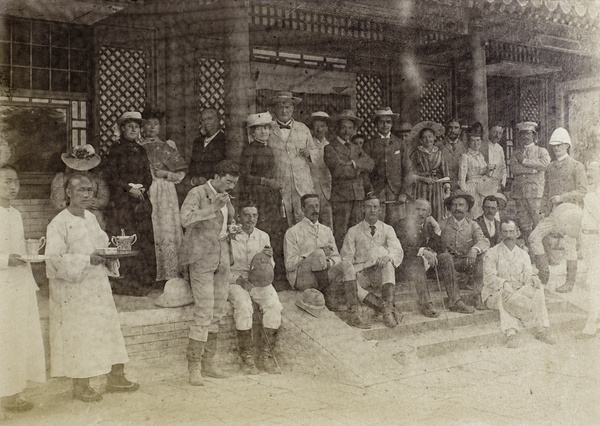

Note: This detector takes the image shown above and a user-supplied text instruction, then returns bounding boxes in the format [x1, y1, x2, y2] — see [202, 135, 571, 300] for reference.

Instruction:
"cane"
[252, 300, 281, 372]
[433, 265, 447, 312]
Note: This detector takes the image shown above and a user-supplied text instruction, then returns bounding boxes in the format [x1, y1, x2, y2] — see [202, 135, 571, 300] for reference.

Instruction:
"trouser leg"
[331, 202, 351, 250]
[228, 284, 254, 331]
[250, 285, 283, 330]
[437, 253, 459, 304]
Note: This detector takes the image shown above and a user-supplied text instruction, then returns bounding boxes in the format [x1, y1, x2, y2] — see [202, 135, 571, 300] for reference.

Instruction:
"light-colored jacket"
[542, 156, 587, 211]
[268, 120, 315, 196]
[482, 242, 534, 302]
[179, 182, 235, 266]
[284, 217, 340, 287]
[510, 144, 550, 199]
[340, 220, 404, 269]
[309, 136, 332, 200]
[438, 216, 490, 257]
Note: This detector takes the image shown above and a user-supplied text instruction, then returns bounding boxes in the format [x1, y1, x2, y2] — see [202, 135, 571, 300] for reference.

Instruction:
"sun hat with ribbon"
[61, 144, 101, 171]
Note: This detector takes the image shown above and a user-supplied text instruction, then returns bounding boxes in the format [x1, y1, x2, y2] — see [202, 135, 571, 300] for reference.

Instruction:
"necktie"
[277, 121, 291, 129]
[370, 225, 376, 236]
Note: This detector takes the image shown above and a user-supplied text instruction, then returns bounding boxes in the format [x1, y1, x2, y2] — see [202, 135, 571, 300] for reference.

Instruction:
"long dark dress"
[410, 146, 450, 221]
[102, 136, 157, 293]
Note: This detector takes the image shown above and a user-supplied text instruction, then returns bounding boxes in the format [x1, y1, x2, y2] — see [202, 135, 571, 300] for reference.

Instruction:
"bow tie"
[278, 123, 291, 130]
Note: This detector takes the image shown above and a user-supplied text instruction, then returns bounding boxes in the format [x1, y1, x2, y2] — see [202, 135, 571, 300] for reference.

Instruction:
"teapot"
[111, 229, 137, 252]
[25, 236, 46, 256]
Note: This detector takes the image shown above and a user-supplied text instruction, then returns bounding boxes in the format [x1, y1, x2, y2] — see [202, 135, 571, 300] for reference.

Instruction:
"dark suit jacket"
[188, 130, 227, 183]
[393, 217, 439, 258]
[179, 182, 235, 266]
[324, 138, 374, 203]
[364, 134, 413, 196]
[475, 215, 501, 247]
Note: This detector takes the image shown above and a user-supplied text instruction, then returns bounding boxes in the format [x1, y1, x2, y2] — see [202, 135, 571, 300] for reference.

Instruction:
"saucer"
[20, 254, 50, 263]
[95, 250, 139, 258]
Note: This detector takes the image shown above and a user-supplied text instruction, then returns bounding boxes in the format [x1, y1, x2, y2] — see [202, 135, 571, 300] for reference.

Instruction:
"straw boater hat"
[295, 288, 326, 318]
[306, 111, 332, 126]
[409, 121, 445, 143]
[246, 111, 275, 128]
[374, 107, 399, 121]
[116, 111, 143, 125]
[154, 278, 194, 308]
[516, 121, 538, 133]
[396, 122, 413, 133]
[488, 193, 508, 211]
[333, 109, 364, 127]
[269, 91, 302, 105]
[444, 191, 475, 211]
[61, 144, 101, 171]
[548, 127, 572, 146]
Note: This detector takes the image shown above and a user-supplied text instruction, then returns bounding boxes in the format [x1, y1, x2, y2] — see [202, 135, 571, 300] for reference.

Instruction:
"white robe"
[0, 206, 45, 397]
[46, 209, 129, 379]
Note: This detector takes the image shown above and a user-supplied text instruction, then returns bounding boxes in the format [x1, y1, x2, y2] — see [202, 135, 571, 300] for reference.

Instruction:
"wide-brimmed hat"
[270, 91, 302, 105]
[516, 121, 538, 133]
[444, 191, 475, 211]
[246, 112, 275, 128]
[548, 127, 571, 146]
[409, 121, 445, 143]
[395, 122, 413, 133]
[117, 111, 143, 125]
[295, 288, 326, 317]
[154, 278, 194, 308]
[333, 110, 363, 127]
[306, 111, 332, 126]
[484, 192, 507, 211]
[61, 144, 101, 171]
[304, 249, 327, 272]
[374, 107, 399, 121]
[247, 252, 274, 287]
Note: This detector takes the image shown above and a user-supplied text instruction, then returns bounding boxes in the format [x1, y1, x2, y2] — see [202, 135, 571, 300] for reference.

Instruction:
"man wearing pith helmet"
[363, 107, 413, 225]
[529, 127, 587, 293]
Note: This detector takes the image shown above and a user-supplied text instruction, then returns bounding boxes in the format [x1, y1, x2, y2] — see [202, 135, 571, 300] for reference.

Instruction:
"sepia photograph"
[0, 0, 599, 424]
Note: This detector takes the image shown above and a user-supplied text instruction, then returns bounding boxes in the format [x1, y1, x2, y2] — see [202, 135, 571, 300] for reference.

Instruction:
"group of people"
[2, 89, 599, 418]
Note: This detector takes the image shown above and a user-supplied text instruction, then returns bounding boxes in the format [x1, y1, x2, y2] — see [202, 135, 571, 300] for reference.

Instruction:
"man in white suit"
[268, 91, 315, 226]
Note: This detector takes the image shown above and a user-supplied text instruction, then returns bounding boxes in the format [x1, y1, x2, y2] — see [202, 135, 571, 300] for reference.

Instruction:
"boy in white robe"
[0, 165, 46, 418]
[46, 174, 139, 402]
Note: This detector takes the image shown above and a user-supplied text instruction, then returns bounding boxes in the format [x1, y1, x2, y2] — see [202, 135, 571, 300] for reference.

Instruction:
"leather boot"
[72, 378, 102, 402]
[237, 329, 259, 375]
[344, 280, 370, 329]
[533, 254, 550, 285]
[202, 333, 230, 378]
[362, 292, 383, 312]
[1, 394, 34, 412]
[557, 260, 577, 293]
[106, 364, 140, 393]
[186, 338, 204, 386]
[257, 328, 282, 374]
[382, 283, 398, 328]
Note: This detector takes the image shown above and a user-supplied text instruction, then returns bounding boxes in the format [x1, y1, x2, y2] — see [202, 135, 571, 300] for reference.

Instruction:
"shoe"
[241, 358, 260, 375]
[257, 354, 282, 375]
[506, 333, 520, 348]
[346, 311, 371, 329]
[556, 282, 575, 293]
[535, 329, 557, 345]
[449, 300, 475, 314]
[106, 377, 140, 393]
[420, 302, 439, 318]
[383, 308, 398, 328]
[474, 295, 487, 311]
[574, 332, 596, 339]
[189, 368, 204, 386]
[201, 360, 230, 379]
[73, 384, 103, 403]
[2, 395, 34, 412]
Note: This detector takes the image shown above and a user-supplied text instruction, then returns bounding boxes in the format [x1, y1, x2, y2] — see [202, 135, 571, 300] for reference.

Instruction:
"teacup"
[26, 237, 46, 256]
[103, 247, 118, 255]
[111, 234, 137, 252]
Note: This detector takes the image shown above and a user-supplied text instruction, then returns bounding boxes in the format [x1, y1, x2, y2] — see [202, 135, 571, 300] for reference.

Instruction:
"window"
[0, 18, 90, 93]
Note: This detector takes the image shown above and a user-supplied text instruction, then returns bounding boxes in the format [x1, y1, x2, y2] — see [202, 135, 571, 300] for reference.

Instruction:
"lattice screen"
[356, 74, 383, 138]
[98, 46, 147, 156]
[195, 58, 225, 127]
[420, 81, 448, 124]
[520, 89, 539, 122]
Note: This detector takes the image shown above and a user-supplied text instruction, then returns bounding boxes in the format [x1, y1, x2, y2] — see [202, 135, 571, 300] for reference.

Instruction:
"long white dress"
[0, 205, 46, 397]
[46, 209, 129, 379]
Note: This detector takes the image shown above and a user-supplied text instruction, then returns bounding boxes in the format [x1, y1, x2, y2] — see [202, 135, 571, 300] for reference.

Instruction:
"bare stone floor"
[4, 330, 599, 425]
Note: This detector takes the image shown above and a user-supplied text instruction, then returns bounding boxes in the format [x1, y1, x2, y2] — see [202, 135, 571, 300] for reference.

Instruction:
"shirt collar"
[301, 217, 320, 228]
[207, 180, 218, 196]
[336, 136, 350, 146]
[523, 142, 535, 149]
[556, 153, 569, 162]
[205, 130, 221, 144]
[483, 216, 495, 226]
[378, 132, 391, 139]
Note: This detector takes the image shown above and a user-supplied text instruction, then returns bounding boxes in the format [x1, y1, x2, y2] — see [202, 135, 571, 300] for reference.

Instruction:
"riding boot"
[557, 260, 577, 293]
[362, 292, 383, 312]
[382, 282, 398, 328]
[186, 338, 205, 386]
[344, 280, 370, 329]
[257, 328, 281, 374]
[237, 329, 259, 375]
[72, 378, 102, 402]
[533, 254, 550, 285]
[106, 363, 140, 393]
[202, 332, 230, 378]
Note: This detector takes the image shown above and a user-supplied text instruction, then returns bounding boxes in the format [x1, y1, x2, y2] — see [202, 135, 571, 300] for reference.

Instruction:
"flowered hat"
[61, 144, 101, 171]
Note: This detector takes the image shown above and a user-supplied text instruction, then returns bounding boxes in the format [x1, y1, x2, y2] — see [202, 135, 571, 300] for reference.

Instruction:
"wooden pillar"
[468, 26, 489, 132]
[222, 0, 254, 164]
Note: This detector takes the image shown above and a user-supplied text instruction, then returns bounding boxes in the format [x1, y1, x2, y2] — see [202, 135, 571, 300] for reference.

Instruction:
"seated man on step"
[228, 202, 283, 375]
[284, 194, 370, 329]
[341, 194, 404, 328]
[483, 220, 555, 348]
